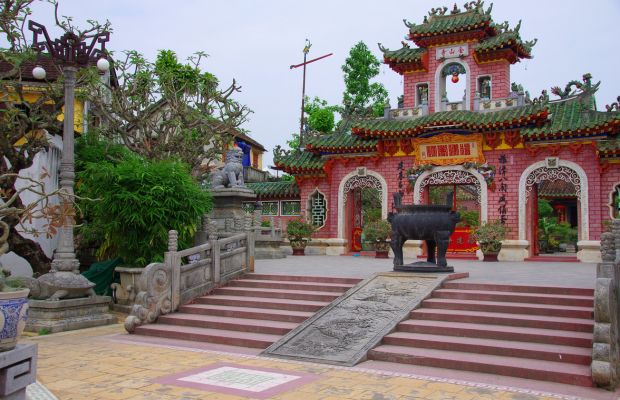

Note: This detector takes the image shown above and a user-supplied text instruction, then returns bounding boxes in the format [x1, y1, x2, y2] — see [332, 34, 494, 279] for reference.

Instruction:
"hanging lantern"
[451, 72, 459, 83]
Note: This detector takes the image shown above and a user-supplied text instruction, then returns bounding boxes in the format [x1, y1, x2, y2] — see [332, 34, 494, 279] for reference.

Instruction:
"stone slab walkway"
[256, 256, 598, 288]
[23, 323, 620, 400]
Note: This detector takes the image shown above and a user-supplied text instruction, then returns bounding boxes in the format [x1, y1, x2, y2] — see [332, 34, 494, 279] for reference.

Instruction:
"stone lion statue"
[211, 147, 245, 189]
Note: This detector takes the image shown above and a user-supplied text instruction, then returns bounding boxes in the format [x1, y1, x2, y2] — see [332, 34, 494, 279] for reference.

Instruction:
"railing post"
[166, 230, 180, 311]
[211, 229, 221, 284]
[245, 214, 255, 272]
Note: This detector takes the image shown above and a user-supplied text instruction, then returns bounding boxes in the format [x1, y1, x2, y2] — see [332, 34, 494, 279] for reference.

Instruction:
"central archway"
[413, 165, 488, 223]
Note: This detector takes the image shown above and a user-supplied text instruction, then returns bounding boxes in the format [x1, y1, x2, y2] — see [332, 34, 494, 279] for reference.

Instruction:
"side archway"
[518, 159, 588, 241]
[337, 169, 388, 239]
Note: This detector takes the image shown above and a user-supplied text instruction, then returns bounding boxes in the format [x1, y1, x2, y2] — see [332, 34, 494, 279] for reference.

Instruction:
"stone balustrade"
[475, 92, 525, 112]
[385, 105, 428, 119]
[124, 222, 254, 333]
[592, 219, 620, 389]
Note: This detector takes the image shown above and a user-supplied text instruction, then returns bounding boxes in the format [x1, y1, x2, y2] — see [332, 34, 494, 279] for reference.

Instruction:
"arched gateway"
[337, 170, 388, 247]
[518, 158, 588, 255]
[413, 166, 488, 223]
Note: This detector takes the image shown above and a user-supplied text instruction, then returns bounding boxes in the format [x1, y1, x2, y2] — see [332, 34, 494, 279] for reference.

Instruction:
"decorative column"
[51, 66, 79, 274]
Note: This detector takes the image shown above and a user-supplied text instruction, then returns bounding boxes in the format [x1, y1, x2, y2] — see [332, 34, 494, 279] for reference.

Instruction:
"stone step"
[442, 282, 594, 296]
[244, 273, 361, 285]
[368, 345, 593, 387]
[195, 295, 329, 312]
[432, 288, 594, 307]
[213, 286, 341, 302]
[397, 319, 592, 347]
[422, 298, 593, 319]
[179, 304, 314, 323]
[134, 324, 280, 349]
[382, 331, 592, 365]
[157, 313, 297, 335]
[410, 308, 594, 332]
[229, 279, 355, 293]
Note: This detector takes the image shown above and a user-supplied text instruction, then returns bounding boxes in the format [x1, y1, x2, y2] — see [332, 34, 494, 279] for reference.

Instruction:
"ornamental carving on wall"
[418, 170, 481, 202]
[343, 175, 382, 203]
[525, 166, 581, 200]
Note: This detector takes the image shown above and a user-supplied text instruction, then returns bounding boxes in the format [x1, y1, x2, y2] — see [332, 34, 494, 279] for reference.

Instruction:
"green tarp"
[81, 258, 123, 296]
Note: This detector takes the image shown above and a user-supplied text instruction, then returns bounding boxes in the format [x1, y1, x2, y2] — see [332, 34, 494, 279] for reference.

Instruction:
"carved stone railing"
[385, 105, 428, 120]
[475, 92, 525, 112]
[124, 225, 254, 333]
[592, 220, 620, 389]
[244, 166, 269, 183]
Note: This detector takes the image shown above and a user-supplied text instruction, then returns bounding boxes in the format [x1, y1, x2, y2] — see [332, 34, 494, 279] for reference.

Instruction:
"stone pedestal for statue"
[210, 187, 256, 232]
[0, 344, 37, 400]
[394, 261, 455, 273]
[25, 296, 116, 334]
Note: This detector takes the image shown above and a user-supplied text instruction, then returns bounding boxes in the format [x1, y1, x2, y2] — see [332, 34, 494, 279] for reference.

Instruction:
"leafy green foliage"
[457, 209, 480, 228]
[286, 219, 315, 241]
[362, 220, 391, 242]
[341, 41, 389, 118]
[285, 133, 300, 151]
[76, 137, 212, 267]
[537, 199, 578, 252]
[474, 220, 507, 253]
[86, 48, 251, 174]
[304, 96, 337, 133]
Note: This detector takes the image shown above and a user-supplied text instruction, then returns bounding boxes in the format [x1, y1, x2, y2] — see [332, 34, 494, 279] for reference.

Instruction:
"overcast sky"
[27, 0, 620, 173]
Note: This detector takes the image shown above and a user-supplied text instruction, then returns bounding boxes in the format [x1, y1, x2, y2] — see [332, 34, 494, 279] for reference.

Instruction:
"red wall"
[403, 44, 511, 112]
[298, 143, 608, 243]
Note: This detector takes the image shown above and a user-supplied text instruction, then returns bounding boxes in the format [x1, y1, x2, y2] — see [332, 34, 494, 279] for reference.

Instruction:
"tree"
[304, 96, 336, 133]
[86, 49, 252, 175]
[75, 136, 211, 267]
[0, 0, 110, 275]
[341, 41, 389, 118]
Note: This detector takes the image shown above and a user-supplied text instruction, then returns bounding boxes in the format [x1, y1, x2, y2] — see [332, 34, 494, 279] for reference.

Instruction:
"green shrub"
[286, 219, 315, 241]
[76, 139, 212, 267]
[474, 220, 507, 253]
[362, 220, 391, 242]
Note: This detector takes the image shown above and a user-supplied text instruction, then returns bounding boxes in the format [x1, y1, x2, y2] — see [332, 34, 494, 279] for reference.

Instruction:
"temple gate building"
[259, 1, 620, 262]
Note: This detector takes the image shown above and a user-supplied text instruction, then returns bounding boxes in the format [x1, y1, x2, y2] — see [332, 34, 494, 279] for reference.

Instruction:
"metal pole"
[50, 66, 79, 274]
[299, 50, 308, 149]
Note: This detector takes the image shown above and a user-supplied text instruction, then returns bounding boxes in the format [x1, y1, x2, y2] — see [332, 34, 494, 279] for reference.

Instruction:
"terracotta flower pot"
[0, 289, 30, 352]
[482, 252, 499, 262]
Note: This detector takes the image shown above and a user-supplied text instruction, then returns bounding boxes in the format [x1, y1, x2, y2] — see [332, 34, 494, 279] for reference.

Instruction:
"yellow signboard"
[413, 133, 485, 166]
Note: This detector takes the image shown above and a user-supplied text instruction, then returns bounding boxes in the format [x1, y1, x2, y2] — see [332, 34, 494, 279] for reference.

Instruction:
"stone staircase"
[133, 274, 361, 348]
[368, 281, 595, 387]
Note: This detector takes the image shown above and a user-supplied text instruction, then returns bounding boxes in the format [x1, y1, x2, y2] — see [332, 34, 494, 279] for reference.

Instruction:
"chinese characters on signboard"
[397, 161, 405, 196]
[435, 44, 468, 60]
[497, 154, 508, 224]
[422, 142, 473, 159]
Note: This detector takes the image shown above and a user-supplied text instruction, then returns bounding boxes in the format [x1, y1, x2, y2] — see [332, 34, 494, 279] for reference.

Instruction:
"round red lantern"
[451, 73, 459, 83]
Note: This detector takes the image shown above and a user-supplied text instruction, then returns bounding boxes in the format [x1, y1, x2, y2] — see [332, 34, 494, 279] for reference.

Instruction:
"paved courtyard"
[256, 255, 598, 288]
[23, 256, 618, 400]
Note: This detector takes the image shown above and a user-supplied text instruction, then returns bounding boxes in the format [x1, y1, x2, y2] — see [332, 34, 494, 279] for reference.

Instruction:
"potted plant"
[363, 220, 392, 258]
[0, 222, 30, 352]
[286, 219, 315, 256]
[473, 220, 507, 261]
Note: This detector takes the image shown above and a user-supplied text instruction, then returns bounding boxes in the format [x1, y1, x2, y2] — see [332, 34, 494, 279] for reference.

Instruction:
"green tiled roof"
[306, 132, 378, 153]
[382, 46, 426, 63]
[597, 140, 620, 152]
[474, 31, 533, 58]
[408, 10, 491, 39]
[522, 97, 620, 138]
[247, 181, 300, 198]
[352, 103, 549, 138]
[273, 149, 325, 173]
